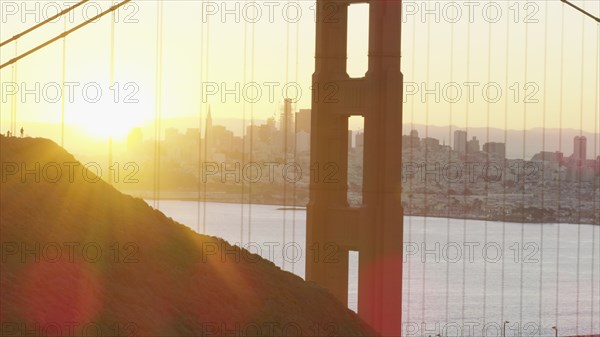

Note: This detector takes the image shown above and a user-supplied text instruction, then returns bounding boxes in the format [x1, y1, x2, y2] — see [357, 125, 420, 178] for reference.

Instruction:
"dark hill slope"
[0, 136, 376, 336]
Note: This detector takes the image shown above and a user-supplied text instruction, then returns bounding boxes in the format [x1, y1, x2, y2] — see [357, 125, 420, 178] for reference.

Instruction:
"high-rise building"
[482, 142, 506, 160]
[408, 129, 419, 148]
[258, 121, 275, 144]
[296, 109, 311, 134]
[467, 136, 480, 154]
[296, 131, 310, 153]
[531, 151, 563, 163]
[572, 136, 587, 161]
[421, 137, 440, 150]
[453, 130, 467, 153]
[279, 98, 295, 152]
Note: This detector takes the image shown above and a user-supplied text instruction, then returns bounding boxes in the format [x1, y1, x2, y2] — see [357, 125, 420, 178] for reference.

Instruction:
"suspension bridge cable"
[248, 18, 255, 244]
[0, 0, 89, 48]
[561, 0, 600, 22]
[593, 22, 599, 336]
[461, 16, 472, 327]
[108, 7, 116, 186]
[196, 2, 205, 234]
[538, 3, 549, 335]
[61, 19, 67, 147]
[10, 41, 18, 135]
[0, 0, 132, 70]
[445, 15, 455, 327]
[575, 4, 587, 333]
[153, 0, 164, 209]
[241, 19, 248, 247]
[203, 6, 211, 235]
[482, 16, 492, 329]
[555, 3, 565, 329]
[519, 14, 530, 329]
[282, 0, 292, 271]
[291, 2, 300, 275]
[501, 3, 510, 326]
[405, 13, 416, 328]
[421, 13, 431, 325]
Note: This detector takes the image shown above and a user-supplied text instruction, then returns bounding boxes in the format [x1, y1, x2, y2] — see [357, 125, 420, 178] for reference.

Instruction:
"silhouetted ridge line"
[0, 135, 377, 337]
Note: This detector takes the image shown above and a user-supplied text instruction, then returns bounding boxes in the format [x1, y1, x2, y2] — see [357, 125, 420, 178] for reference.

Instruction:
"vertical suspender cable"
[555, 4, 565, 328]
[248, 18, 255, 244]
[11, 41, 18, 135]
[501, 2, 510, 325]
[483, 16, 492, 329]
[282, 0, 291, 271]
[538, 3, 549, 335]
[108, 6, 116, 185]
[292, 3, 300, 275]
[405, 13, 416, 327]
[575, 4, 586, 333]
[197, 1, 205, 234]
[445, 16, 455, 326]
[197, 1, 210, 235]
[241, 19, 248, 246]
[153, 0, 164, 209]
[61, 19, 67, 147]
[461, 16, 471, 326]
[421, 14, 431, 324]
[204, 6, 211, 235]
[592, 21, 600, 336]
[519, 13, 530, 328]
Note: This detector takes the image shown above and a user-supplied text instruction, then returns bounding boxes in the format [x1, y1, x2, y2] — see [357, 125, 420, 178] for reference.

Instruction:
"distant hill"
[0, 136, 376, 336]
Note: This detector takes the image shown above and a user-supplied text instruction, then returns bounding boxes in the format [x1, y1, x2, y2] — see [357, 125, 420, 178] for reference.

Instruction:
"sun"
[69, 98, 152, 140]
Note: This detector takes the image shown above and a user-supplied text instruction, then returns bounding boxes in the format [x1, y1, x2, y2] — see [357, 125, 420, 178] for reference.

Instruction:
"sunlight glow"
[68, 96, 151, 140]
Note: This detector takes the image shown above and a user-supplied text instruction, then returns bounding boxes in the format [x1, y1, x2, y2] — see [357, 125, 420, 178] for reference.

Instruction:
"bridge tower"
[306, 1, 403, 336]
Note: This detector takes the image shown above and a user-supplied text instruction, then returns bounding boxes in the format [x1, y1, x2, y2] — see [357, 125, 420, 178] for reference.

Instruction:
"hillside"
[0, 135, 376, 336]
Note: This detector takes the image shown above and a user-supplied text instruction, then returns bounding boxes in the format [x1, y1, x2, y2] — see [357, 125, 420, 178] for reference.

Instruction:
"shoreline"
[122, 190, 599, 226]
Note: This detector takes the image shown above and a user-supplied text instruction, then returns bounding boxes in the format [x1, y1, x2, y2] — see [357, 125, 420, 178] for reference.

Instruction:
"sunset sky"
[1, 1, 599, 151]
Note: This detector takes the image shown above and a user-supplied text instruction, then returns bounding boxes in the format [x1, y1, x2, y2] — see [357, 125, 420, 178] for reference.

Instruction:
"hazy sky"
[1, 0, 599, 149]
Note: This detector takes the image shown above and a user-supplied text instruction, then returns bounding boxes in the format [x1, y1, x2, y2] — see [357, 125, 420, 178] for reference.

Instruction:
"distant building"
[453, 130, 467, 153]
[406, 129, 420, 149]
[572, 136, 587, 162]
[280, 98, 295, 152]
[296, 130, 310, 153]
[258, 120, 276, 144]
[483, 142, 506, 160]
[296, 109, 311, 134]
[355, 132, 364, 148]
[164, 128, 183, 161]
[421, 137, 440, 151]
[348, 130, 353, 148]
[531, 151, 563, 163]
[467, 136, 480, 154]
[183, 128, 200, 162]
[212, 125, 234, 153]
